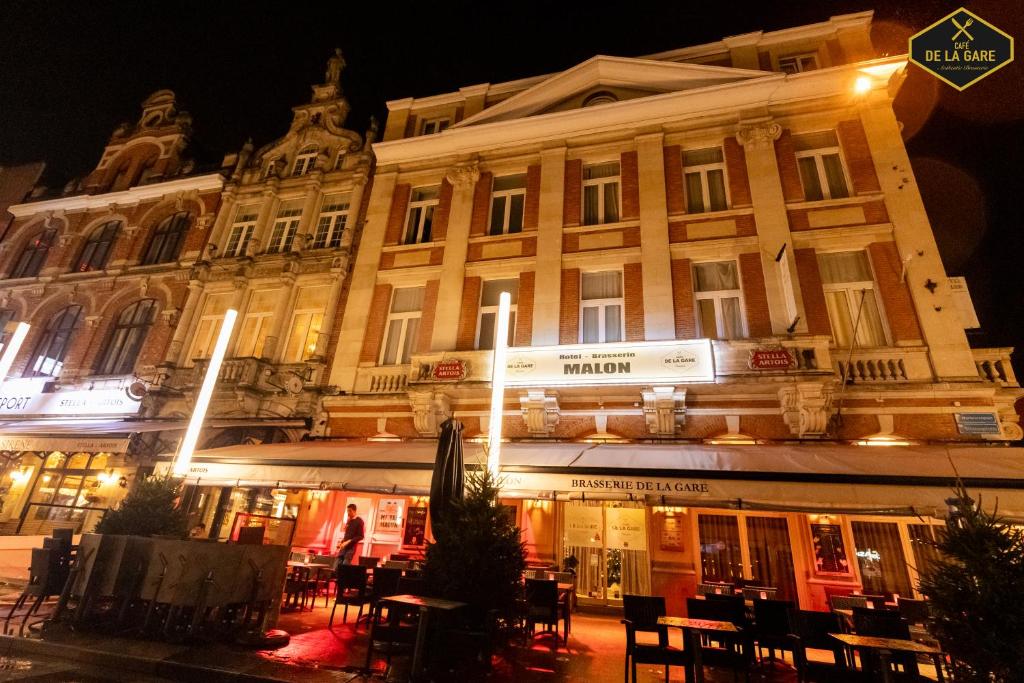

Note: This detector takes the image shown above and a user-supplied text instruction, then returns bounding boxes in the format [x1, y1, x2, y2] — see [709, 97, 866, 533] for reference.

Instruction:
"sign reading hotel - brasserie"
[504, 340, 713, 387]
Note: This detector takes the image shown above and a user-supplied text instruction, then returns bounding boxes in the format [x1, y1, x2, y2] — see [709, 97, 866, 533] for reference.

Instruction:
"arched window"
[26, 305, 82, 377]
[95, 299, 158, 375]
[0, 309, 14, 350]
[10, 228, 56, 279]
[291, 146, 318, 176]
[141, 212, 190, 265]
[73, 221, 120, 273]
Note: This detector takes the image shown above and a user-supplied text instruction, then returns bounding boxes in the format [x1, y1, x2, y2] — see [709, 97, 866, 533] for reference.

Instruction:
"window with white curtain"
[580, 271, 623, 343]
[420, 117, 450, 135]
[582, 162, 620, 226]
[381, 287, 424, 365]
[312, 194, 351, 249]
[477, 279, 518, 350]
[291, 146, 318, 177]
[778, 53, 818, 74]
[187, 293, 233, 364]
[817, 250, 888, 348]
[694, 261, 744, 340]
[404, 187, 439, 244]
[235, 290, 277, 359]
[283, 286, 329, 362]
[794, 131, 850, 201]
[489, 175, 526, 236]
[223, 207, 259, 257]
[683, 148, 729, 213]
[265, 202, 302, 254]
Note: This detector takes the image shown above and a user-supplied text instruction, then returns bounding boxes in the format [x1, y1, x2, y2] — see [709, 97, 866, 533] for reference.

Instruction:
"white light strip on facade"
[0, 323, 30, 390]
[172, 309, 237, 477]
[487, 292, 511, 480]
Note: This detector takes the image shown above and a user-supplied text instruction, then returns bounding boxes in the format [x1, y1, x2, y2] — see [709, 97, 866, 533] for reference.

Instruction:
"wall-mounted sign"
[564, 505, 603, 548]
[431, 359, 467, 381]
[374, 498, 406, 538]
[402, 506, 428, 546]
[955, 412, 1001, 435]
[660, 514, 686, 552]
[0, 436, 130, 453]
[605, 507, 647, 551]
[504, 340, 714, 387]
[500, 471, 713, 496]
[748, 349, 796, 371]
[0, 378, 142, 417]
[810, 523, 851, 575]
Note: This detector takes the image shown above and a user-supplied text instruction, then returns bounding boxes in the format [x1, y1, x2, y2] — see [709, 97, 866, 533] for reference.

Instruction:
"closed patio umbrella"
[429, 417, 464, 535]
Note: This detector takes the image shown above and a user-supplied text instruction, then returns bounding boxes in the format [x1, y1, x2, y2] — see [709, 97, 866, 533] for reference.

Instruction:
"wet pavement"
[0, 653, 172, 682]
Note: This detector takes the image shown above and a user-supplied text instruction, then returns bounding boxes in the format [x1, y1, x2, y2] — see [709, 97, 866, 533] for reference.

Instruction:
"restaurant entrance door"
[561, 501, 651, 606]
[696, 511, 800, 601]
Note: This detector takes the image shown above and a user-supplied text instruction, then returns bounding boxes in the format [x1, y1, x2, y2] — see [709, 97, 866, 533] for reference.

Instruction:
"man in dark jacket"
[336, 503, 365, 566]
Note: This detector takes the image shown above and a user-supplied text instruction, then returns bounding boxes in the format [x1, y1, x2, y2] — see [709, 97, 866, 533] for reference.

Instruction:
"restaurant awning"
[152, 440, 1024, 518]
[0, 418, 307, 438]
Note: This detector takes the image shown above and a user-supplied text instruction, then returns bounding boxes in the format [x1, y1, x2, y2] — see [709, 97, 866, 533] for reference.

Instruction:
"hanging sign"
[605, 507, 647, 551]
[564, 505, 603, 548]
[505, 340, 714, 387]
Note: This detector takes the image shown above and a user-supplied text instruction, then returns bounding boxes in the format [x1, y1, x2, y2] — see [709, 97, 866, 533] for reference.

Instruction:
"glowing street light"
[0, 322, 30, 390]
[172, 309, 237, 477]
[853, 76, 872, 95]
[487, 292, 511, 480]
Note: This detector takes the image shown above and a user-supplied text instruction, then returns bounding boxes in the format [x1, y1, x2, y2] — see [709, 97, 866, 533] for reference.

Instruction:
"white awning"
[0, 417, 306, 437]
[153, 440, 1024, 518]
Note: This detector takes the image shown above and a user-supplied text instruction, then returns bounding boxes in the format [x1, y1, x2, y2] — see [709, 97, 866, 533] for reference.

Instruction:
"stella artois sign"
[430, 359, 467, 381]
[747, 348, 796, 371]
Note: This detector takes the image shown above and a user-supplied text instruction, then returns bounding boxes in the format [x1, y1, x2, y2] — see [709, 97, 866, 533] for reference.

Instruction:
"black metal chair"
[851, 607, 919, 678]
[525, 578, 564, 644]
[686, 596, 752, 678]
[697, 581, 735, 596]
[329, 564, 370, 627]
[789, 609, 861, 683]
[396, 576, 427, 597]
[830, 594, 869, 611]
[752, 599, 797, 666]
[621, 595, 693, 683]
[5, 547, 63, 635]
[896, 597, 930, 626]
[742, 586, 778, 601]
[368, 567, 404, 624]
[358, 556, 381, 568]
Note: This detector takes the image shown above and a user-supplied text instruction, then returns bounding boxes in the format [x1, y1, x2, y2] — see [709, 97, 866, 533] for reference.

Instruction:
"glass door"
[561, 501, 650, 605]
[697, 512, 799, 600]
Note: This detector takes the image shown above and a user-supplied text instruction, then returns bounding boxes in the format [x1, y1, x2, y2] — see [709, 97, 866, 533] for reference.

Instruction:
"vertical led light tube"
[0, 322, 30, 389]
[487, 292, 511, 480]
[173, 309, 237, 477]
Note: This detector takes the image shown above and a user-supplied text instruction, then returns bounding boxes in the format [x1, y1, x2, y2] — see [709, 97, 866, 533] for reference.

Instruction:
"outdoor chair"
[789, 609, 860, 682]
[396, 576, 427, 597]
[621, 595, 693, 683]
[697, 581, 734, 597]
[5, 547, 62, 635]
[329, 564, 370, 627]
[368, 567, 404, 624]
[525, 578, 565, 644]
[851, 607, 919, 678]
[742, 586, 778, 601]
[686, 596, 752, 676]
[390, 553, 412, 561]
[751, 599, 796, 666]
[358, 556, 381, 568]
[830, 594, 868, 612]
[283, 564, 318, 611]
[364, 599, 419, 678]
[383, 560, 411, 570]
[897, 597, 936, 647]
[857, 593, 889, 610]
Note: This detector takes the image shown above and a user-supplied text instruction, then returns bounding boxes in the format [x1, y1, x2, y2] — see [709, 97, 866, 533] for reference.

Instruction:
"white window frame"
[488, 176, 527, 236]
[778, 53, 818, 74]
[282, 290, 327, 363]
[693, 260, 747, 340]
[187, 294, 231, 364]
[420, 117, 450, 135]
[579, 270, 624, 344]
[380, 288, 423, 366]
[312, 197, 350, 249]
[581, 163, 621, 226]
[794, 134, 852, 201]
[291, 147, 318, 177]
[404, 188, 439, 245]
[265, 208, 302, 254]
[682, 147, 730, 214]
[235, 290, 276, 359]
[819, 250, 891, 348]
[223, 210, 258, 257]
[476, 280, 518, 350]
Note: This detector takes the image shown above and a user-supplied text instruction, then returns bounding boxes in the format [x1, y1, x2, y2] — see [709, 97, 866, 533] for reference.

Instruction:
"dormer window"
[778, 53, 818, 74]
[291, 146, 318, 176]
[420, 117, 450, 135]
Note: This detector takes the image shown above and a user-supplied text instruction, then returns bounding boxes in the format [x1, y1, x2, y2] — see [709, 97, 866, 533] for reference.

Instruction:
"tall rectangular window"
[817, 251, 888, 348]
[582, 162, 620, 226]
[477, 279, 518, 350]
[683, 148, 728, 213]
[404, 187, 439, 245]
[187, 293, 233, 364]
[265, 202, 302, 254]
[312, 194, 350, 249]
[851, 521, 913, 597]
[380, 287, 424, 365]
[235, 290, 277, 358]
[580, 271, 623, 343]
[283, 286, 329, 362]
[420, 117, 450, 135]
[489, 175, 526, 236]
[794, 131, 850, 201]
[223, 206, 259, 257]
[697, 514, 744, 584]
[694, 261, 744, 340]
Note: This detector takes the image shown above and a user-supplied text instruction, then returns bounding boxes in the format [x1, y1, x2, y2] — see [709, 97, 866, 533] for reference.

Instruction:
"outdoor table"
[379, 594, 466, 681]
[830, 632, 946, 682]
[283, 562, 332, 610]
[659, 616, 741, 683]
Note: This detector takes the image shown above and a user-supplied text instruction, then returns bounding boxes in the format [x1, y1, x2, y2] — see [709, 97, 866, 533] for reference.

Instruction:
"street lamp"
[487, 292, 511, 480]
[172, 309, 237, 477]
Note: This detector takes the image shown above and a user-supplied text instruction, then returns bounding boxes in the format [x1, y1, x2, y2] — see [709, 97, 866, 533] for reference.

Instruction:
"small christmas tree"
[917, 485, 1024, 681]
[94, 475, 189, 538]
[424, 467, 526, 627]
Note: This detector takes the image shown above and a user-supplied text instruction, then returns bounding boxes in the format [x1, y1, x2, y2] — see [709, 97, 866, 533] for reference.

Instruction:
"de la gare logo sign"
[910, 8, 1013, 90]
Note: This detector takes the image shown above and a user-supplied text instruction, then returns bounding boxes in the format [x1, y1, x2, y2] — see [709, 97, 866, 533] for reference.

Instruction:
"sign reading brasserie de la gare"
[504, 339, 713, 387]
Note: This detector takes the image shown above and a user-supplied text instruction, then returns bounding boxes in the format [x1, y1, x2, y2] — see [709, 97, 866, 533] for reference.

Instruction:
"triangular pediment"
[456, 56, 770, 127]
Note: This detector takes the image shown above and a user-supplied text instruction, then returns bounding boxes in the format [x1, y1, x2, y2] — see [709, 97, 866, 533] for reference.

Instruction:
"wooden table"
[659, 617, 740, 683]
[831, 633, 945, 682]
[378, 594, 466, 681]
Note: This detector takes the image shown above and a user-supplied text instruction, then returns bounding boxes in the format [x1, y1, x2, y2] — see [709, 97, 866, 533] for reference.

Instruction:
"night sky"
[1, 0, 1021, 376]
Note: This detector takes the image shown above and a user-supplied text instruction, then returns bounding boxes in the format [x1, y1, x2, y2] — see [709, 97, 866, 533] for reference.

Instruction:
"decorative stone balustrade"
[833, 347, 931, 383]
[973, 348, 1018, 386]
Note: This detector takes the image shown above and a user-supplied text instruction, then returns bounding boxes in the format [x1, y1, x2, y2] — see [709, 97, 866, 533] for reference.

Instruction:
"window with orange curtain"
[851, 521, 913, 597]
[697, 514, 743, 584]
[745, 516, 798, 600]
